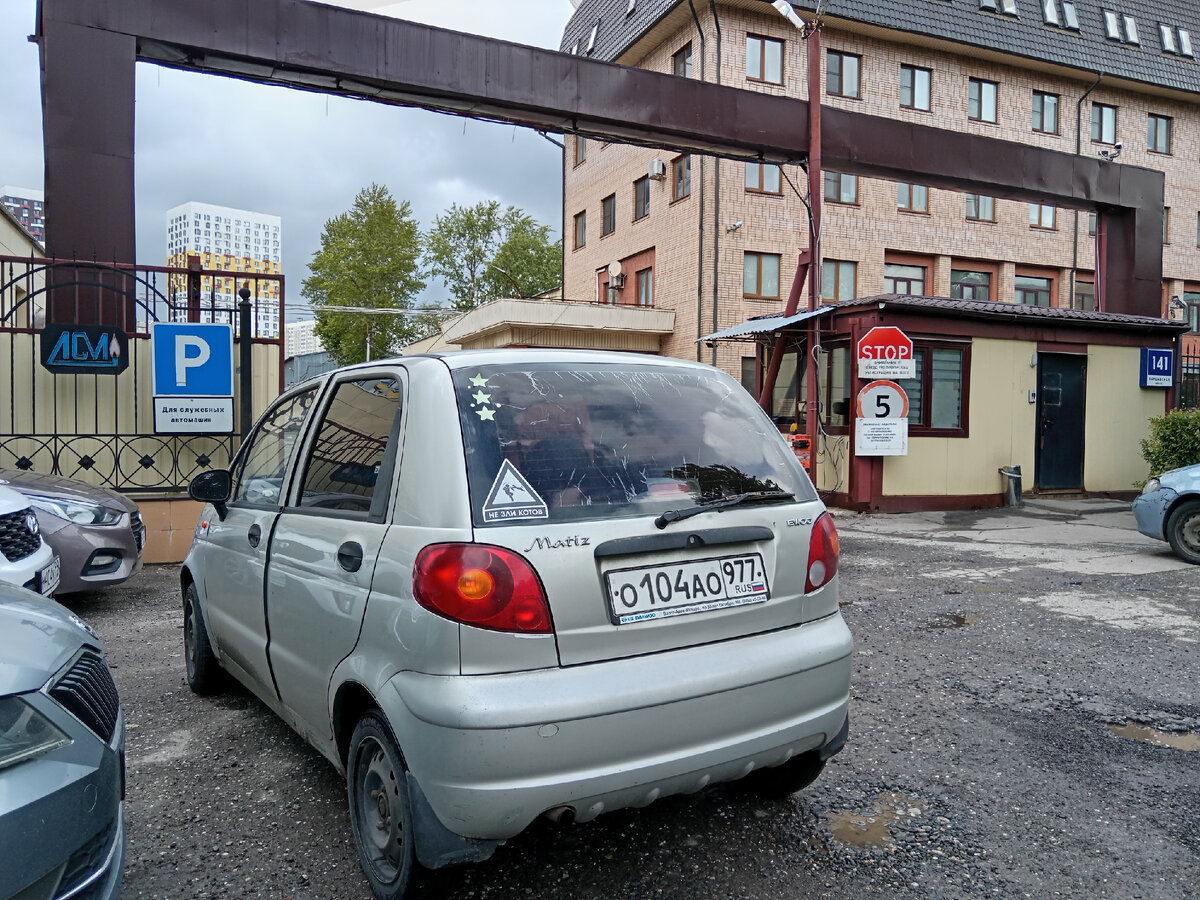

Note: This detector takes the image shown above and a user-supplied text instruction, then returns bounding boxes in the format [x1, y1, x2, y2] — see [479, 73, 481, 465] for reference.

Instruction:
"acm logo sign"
[40, 324, 130, 375]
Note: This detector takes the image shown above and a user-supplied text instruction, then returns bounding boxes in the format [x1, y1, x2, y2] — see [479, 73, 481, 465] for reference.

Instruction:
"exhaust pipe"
[543, 805, 576, 826]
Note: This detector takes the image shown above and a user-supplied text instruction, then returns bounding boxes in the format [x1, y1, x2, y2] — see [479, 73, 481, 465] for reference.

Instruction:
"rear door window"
[454, 362, 814, 526]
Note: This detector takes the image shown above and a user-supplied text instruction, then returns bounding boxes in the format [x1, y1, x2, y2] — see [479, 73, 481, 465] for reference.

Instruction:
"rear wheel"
[183, 583, 223, 694]
[347, 712, 415, 900]
[1166, 499, 1200, 565]
[738, 751, 826, 799]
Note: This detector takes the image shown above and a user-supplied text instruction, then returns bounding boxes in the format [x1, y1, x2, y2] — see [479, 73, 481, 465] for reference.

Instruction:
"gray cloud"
[1, 1, 571, 321]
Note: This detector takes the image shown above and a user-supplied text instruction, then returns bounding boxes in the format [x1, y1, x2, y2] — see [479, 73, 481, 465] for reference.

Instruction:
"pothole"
[1108, 722, 1200, 752]
[825, 792, 912, 848]
[922, 612, 977, 630]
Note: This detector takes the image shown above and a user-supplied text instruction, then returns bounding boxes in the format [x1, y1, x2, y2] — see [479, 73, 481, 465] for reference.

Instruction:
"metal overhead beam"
[38, 0, 1163, 321]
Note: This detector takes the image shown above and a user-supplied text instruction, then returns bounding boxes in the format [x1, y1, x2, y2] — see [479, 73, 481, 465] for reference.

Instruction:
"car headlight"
[1140, 478, 1161, 496]
[0, 696, 71, 770]
[27, 494, 123, 526]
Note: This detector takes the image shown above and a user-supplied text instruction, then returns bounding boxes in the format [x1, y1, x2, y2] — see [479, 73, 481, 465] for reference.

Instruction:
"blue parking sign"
[152, 323, 234, 396]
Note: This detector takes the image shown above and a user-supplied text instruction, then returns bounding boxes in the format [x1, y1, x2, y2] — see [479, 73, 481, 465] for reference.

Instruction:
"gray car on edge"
[0, 584, 126, 900]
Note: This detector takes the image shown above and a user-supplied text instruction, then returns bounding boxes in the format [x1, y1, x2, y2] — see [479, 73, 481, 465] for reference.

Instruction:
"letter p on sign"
[175, 336, 211, 387]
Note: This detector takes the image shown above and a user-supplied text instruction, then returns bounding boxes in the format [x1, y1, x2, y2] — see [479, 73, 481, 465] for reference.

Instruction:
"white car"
[0, 484, 59, 596]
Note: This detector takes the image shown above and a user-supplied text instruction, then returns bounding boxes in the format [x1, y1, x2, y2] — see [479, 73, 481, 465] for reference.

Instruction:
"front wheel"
[1166, 499, 1200, 565]
[183, 583, 223, 695]
[347, 712, 416, 900]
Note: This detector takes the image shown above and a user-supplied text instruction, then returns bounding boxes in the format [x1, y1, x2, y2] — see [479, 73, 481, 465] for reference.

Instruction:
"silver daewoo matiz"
[182, 349, 852, 900]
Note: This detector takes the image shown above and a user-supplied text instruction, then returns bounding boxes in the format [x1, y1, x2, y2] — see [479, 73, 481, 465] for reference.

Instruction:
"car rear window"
[453, 362, 815, 526]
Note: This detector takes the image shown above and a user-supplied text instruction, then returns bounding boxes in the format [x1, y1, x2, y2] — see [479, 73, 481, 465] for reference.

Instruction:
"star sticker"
[469, 373, 489, 387]
[472, 390, 492, 406]
[477, 407, 496, 421]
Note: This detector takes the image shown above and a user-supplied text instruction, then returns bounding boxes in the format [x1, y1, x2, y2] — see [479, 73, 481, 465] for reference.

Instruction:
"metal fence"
[1182, 345, 1200, 410]
[0, 255, 284, 493]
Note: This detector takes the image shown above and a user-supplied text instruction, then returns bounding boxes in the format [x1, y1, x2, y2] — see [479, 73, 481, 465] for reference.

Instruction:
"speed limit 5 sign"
[856, 380, 909, 419]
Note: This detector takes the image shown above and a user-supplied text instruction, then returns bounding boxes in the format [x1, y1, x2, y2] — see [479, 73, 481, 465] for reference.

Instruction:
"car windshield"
[454, 362, 814, 526]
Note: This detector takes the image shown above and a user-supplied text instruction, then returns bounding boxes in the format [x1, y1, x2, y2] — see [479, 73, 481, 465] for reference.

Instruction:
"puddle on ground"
[922, 612, 977, 630]
[1108, 723, 1200, 752]
[825, 792, 909, 848]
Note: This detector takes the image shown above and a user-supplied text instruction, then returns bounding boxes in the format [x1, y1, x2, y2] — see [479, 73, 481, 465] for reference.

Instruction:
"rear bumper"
[381, 613, 853, 840]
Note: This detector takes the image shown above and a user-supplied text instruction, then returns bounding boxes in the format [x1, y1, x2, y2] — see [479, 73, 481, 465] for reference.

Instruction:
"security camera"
[1114, 139, 1123, 152]
[1098, 140, 1123, 162]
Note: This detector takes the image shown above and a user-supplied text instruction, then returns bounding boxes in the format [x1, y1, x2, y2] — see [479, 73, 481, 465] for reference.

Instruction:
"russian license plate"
[605, 553, 769, 625]
[39, 556, 61, 596]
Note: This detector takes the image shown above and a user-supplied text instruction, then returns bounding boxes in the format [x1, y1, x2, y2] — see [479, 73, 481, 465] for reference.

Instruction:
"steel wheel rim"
[355, 736, 405, 883]
[183, 599, 197, 680]
[1180, 512, 1200, 554]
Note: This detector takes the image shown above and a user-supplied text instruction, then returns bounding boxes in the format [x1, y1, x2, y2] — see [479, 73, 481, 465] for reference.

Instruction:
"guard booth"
[710, 295, 1187, 512]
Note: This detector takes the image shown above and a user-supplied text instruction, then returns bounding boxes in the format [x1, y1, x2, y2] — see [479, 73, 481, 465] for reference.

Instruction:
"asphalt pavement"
[60, 498, 1199, 899]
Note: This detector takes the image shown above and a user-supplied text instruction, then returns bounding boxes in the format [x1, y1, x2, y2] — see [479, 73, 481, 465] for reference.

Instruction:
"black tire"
[347, 712, 416, 900]
[1166, 499, 1200, 565]
[183, 582, 224, 695]
[738, 751, 827, 799]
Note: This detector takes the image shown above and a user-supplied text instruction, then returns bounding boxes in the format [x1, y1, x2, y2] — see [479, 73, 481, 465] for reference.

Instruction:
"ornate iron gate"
[0, 255, 283, 492]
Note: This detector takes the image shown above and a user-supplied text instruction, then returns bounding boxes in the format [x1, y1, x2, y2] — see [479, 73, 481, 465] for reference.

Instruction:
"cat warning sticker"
[482, 460, 549, 523]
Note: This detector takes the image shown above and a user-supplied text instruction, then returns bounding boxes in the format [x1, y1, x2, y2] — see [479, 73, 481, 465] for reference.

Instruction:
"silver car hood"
[0, 469, 137, 513]
[0, 589, 99, 695]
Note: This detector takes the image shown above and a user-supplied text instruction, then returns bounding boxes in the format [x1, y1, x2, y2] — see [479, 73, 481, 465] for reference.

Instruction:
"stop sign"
[857, 326, 915, 379]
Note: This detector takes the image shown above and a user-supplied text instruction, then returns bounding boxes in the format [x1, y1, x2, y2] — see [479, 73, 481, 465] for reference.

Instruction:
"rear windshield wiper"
[654, 490, 795, 529]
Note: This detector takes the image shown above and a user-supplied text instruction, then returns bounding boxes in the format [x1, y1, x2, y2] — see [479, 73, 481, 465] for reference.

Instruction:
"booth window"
[897, 344, 969, 436]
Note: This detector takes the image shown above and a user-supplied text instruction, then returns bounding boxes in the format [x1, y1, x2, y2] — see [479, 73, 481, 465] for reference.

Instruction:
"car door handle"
[247, 523, 261, 549]
[337, 541, 364, 573]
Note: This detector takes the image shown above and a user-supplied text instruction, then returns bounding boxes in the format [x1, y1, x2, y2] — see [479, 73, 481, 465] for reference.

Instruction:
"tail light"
[804, 512, 840, 593]
[413, 543, 553, 634]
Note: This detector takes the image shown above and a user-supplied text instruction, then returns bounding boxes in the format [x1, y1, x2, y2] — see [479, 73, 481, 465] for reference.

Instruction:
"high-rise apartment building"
[166, 201, 282, 338]
[1, 186, 45, 244]
[559, 0, 1200, 381]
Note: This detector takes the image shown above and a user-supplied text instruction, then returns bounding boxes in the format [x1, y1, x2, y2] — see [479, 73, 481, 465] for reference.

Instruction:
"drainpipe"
[710, 0, 723, 366]
[1071, 72, 1103, 309]
[689, 0, 706, 361]
[804, 12, 823, 486]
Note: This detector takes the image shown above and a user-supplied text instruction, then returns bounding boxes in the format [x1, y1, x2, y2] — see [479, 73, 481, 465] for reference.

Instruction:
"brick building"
[559, 0, 1200, 385]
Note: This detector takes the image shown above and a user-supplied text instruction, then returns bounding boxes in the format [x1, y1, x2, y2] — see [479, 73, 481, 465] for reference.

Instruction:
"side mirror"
[189, 470, 232, 520]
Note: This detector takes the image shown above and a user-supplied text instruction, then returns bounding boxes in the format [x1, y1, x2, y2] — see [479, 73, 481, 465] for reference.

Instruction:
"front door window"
[232, 388, 317, 507]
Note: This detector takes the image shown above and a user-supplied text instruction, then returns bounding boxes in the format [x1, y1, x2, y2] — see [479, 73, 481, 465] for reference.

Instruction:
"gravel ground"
[61, 499, 1199, 899]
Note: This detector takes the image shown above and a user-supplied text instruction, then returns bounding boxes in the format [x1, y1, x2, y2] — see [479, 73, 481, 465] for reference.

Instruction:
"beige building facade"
[560, 0, 1200, 387]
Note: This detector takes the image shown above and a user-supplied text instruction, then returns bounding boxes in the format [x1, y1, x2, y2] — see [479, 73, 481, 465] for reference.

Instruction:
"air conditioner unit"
[609, 272, 626, 288]
[648, 158, 667, 180]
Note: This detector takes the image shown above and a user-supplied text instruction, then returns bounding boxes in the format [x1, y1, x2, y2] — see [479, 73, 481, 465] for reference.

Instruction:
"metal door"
[1036, 354, 1087, 490]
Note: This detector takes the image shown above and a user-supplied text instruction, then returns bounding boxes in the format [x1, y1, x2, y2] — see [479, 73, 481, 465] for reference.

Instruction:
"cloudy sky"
[0, 0, 575, 320]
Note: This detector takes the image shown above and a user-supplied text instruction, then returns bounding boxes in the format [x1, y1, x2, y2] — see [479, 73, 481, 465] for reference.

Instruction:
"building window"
[900, 64, 931, 111]
[636, 267, 653, 306]
[673, 43, 692, 77]
[672, 155, 691, 201]
[1186, 292, 1200, 332]
[951, 269, 992, 300]
[1091, 102, 1117, 143]
[897, 344, 968, 435]
[885, 263, 926, 294]
[966, 194, 996, 222]
[824, 171, 858, 204]
[827, 50, 861, 98]
[633, 176, 650, 220]
[746, 162, 782, 194]
[743, 252, 781, 298]
[1015, 274, 1053, 306]
[602, 194, 616, 236]
[1103, 9, 1121, 39]
[822, 259, 857, 301]
[1029, 203, 1056, 230]
[573, 211, 586, 249]
[1033, 91, 1059, 134]
[968, 78, 998, 122]
[575, 136, 587, 166]
[897, 183, 929, 213]
[1148, 114, 1172, 154]
[1089, 212, 1098, 235]
[1160, 22, 1178, 52]
[746, 35, 784, 84]
[1123, 14, 1140, 44]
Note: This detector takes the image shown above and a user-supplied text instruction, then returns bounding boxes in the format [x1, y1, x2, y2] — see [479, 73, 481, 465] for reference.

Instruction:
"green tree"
[426, 201, 561, 310]
[301, 184, 425, 365]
